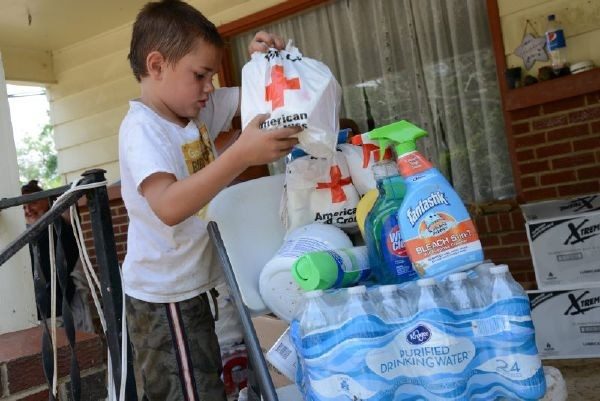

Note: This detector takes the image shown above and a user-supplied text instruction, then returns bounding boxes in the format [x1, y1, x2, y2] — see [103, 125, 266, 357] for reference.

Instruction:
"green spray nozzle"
[367, 120, 428, 159]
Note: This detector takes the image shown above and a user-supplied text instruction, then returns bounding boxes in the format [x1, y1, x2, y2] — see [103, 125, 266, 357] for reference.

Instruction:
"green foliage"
[17, 124, 62, 189]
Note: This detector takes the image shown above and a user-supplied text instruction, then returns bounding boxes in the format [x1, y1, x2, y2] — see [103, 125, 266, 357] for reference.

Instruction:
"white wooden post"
[0, 52, 38, 334]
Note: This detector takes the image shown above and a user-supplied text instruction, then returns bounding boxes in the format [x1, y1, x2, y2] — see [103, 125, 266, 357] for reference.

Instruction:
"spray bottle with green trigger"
[368, 121, 483, 279]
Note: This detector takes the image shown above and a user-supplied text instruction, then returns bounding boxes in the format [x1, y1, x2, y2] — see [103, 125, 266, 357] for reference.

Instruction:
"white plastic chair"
[207, 174, 302, 401]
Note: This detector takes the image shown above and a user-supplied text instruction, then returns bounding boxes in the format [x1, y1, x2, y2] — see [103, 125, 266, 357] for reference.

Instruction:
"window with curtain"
[229, 0, 515, 204]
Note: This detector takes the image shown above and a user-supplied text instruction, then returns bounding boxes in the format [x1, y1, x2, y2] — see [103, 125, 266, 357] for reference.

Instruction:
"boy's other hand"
[232, 113, 300, 167]
[248, 31, 285, 55]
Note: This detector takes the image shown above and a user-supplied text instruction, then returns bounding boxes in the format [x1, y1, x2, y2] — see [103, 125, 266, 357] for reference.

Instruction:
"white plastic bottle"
[416, 278, 449, 311]
[488, 265, 544, 398]
[292, 246, 371, 291]
[298, 290, 330, 337]
[472, 262, 495, 305]
[545, 14, 568, 73]
[447, 272, 484, 311]
[377, 285, 411, 323]
[490, 265, 526, 302]
[341, 286, 375, 318]
[260, 223, 353, 322]
[474, 262, 494, 283]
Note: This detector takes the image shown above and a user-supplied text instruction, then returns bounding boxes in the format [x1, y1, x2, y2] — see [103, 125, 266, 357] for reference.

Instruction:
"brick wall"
[471, 202, 537, 289]
[512, 92, 600, 201]
[0, 327, 106, 401]
[79, 198, 129, 270]
[468, 90, 600, 290]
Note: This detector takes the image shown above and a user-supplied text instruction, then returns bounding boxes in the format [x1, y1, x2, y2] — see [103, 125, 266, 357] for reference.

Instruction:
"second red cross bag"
[282, 151, 360, 232]
[241, 43, 341, 158]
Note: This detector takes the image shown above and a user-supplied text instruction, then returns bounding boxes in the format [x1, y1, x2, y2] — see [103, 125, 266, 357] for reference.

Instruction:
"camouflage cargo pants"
[126, 293, 227, 401]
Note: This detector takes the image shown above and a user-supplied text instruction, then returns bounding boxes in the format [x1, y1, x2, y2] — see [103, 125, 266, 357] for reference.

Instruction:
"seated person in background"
[21, 180, 94, 332]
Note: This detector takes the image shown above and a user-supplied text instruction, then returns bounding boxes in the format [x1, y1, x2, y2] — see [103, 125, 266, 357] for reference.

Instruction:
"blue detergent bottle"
[369, 121, 483, 278]
[364, 161, 417, 284]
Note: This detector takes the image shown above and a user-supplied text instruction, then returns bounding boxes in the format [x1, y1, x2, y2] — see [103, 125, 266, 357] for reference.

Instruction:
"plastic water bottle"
[488, 265, 545, 398]
[490, 265, 526, 302]
[377, 285, 411, 323]
[545, 14, 568, 73]
[472, 262, 495, 304]
[298, 290, 330, 337]
[340, 285, 376, 321]
[416, 278, 449, 311]
[447, 272, 484, 311]
[474, 262, 494, 283]
[335, 286, 379, 350]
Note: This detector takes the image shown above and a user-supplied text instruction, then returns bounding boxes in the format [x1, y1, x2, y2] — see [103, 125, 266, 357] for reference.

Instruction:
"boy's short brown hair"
[128, 0, 224, 82]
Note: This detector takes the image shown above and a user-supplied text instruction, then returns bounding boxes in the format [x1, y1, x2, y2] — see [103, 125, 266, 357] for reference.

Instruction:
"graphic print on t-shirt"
[182, 122, 214, 174]
[181, 121, 215, 219]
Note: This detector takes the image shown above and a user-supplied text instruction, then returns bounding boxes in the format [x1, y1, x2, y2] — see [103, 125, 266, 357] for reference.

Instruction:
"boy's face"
[156, 39, 222, 125]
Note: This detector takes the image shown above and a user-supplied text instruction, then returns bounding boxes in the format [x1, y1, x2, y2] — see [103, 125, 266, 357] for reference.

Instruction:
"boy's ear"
[146, 51, 166, 79]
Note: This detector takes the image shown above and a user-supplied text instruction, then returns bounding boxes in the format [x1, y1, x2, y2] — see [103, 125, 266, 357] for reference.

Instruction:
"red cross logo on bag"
[350, 135, 393, 168]
[361, 144, 392, 168]
[265, 65, 300, 110]
[316, 165, 353, 203]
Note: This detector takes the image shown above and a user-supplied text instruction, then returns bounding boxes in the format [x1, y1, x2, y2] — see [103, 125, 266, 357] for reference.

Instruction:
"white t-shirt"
[119, 87, 239, 303]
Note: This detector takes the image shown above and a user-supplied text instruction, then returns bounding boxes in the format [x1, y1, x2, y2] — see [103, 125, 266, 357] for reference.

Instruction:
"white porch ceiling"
[0, 0, 150, 51]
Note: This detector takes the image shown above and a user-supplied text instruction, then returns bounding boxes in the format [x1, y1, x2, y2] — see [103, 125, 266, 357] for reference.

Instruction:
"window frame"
[217, 0, 518, 200]
[216, 0, 331, 87]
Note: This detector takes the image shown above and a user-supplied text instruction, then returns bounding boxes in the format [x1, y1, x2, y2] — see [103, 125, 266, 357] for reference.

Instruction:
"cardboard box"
[521, 194, 600, 290]
[528, 286, 600, 359]
[251, 315, 294, 388]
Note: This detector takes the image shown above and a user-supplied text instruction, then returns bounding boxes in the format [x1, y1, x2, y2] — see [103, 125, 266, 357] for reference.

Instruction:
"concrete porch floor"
[543, 359, 600, 400]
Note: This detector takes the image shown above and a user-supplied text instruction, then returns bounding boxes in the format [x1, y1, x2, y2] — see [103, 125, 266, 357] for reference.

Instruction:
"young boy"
[119, 1, 299, 399]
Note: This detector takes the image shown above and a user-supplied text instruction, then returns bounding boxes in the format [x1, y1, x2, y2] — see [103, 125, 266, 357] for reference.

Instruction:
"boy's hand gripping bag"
[241, 44, 342, 158]
[282, 150, 360, 232]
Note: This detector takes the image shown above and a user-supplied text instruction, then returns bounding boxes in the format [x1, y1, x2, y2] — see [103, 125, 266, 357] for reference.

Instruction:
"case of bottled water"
[290, 263, 546, 400]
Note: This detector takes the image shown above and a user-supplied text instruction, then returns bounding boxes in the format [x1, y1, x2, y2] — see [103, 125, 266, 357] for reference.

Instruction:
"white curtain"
[231, 0, 515, 203]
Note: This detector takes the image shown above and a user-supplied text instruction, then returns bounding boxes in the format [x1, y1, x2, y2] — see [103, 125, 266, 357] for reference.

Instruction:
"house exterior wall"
[487, 0, 600, 290]
[48, 0, 285, 184]
[472, 90, 600, 290]
[73, 0, 600, 293]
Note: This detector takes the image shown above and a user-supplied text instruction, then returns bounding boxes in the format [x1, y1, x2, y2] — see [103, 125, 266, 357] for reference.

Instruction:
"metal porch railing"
[0, 169, 137, 401]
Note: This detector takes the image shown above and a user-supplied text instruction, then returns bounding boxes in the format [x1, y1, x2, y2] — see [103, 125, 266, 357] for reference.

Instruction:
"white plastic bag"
[283, 151, 360, 232]
[338, 136, 394, 196]
[338, 143, 378, 196]
[241, 43, 341, 158]
[541, 366, 567, 401]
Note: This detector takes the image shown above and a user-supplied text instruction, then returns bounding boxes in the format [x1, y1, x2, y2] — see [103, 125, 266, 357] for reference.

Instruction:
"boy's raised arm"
[140, 114, 299, 226]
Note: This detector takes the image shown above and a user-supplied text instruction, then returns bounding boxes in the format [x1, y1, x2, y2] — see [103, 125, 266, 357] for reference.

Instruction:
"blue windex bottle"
[364, 161, 417, 284]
